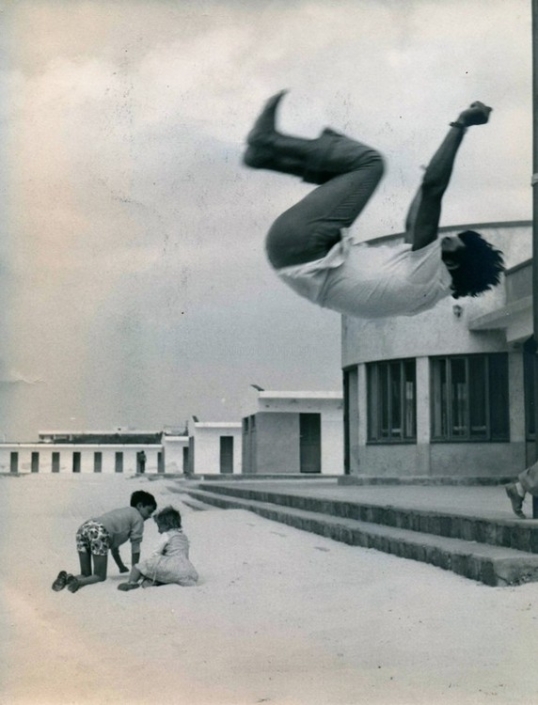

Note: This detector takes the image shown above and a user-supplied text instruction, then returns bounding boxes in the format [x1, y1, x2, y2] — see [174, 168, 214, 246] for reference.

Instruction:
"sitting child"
[118, 505, 198, 590]
[51, 490, 157, 593]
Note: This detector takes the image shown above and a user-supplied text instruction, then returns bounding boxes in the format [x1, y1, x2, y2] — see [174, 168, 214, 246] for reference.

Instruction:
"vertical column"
[509, 350, 526, 446]
[345, 367, 360, 475]
[357, 363, 367, 450]
[415, 356, 431, 476]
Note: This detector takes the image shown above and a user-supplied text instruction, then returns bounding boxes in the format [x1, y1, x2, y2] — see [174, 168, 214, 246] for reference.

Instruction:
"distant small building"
[162, 433, 190, 474]
[1, 428, 188, 474]
[188, 422, 242, 476]
[241, 390, 344, 475]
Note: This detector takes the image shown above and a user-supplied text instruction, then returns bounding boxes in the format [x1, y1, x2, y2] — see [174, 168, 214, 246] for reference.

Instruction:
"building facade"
[0, 429, 189, 474]
[242, 390, 344, 475]
[187, 422, 242, 476]
[342, 221, 533, 479]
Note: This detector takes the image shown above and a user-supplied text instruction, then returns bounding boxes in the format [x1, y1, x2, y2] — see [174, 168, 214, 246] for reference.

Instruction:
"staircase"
[179, 482, 538, 587]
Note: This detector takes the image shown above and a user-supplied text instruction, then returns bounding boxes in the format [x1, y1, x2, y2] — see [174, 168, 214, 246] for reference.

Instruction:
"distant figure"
[118, 505, 198, 590]
[243, 91, 505, 318]
[137, 450, 147, 474]
[51, 490, 157, 593]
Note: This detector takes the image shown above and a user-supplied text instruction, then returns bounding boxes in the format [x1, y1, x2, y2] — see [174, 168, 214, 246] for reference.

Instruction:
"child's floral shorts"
[76, 520, 111, 556]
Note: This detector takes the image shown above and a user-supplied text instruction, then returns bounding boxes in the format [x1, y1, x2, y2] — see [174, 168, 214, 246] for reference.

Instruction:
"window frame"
[430, 353, 509, 443]
[367, 358, 417, 444]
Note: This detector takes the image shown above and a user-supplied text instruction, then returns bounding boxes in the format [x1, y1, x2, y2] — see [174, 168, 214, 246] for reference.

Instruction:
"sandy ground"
[2, 475, 538, 705]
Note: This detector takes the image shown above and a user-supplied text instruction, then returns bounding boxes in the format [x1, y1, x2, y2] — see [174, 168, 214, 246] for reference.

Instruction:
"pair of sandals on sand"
[51, 570, 80, 593]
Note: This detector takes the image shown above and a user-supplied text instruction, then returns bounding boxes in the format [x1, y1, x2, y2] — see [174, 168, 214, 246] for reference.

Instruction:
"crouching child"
[51, 490, 157, 593]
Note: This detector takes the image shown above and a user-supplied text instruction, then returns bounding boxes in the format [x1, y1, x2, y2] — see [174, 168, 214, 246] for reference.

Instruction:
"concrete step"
[174, 492, 214, 512]
[182, 487, 538, 587]
[195, 483, 538, 554]
[338, 475, 513, 486]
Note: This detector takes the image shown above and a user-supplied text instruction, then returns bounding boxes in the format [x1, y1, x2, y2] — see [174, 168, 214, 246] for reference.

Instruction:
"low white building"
[188, 422, 242, 476]
[162, 433, 190, 474]
[241, 390, 344, 475]
[1, 429, 189, 474]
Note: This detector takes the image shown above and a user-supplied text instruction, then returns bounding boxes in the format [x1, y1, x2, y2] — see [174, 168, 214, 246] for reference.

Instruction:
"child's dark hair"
[154, 505, 182, 531]
[130, 490, 157, 510]
[449, 230, 505, 299]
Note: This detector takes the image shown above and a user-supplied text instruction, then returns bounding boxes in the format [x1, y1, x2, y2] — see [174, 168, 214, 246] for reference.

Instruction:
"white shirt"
[277, 233, 453, 319]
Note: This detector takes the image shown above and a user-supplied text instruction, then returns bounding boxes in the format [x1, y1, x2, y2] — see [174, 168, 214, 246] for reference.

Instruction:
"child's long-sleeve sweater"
[94, 507, 144, 552]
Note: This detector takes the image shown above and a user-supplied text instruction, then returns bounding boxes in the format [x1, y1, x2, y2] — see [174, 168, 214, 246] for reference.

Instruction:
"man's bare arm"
[404, 102, 491, 251]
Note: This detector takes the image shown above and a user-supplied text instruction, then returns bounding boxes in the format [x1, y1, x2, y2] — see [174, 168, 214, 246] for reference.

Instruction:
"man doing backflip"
[243, 91, 505, 318]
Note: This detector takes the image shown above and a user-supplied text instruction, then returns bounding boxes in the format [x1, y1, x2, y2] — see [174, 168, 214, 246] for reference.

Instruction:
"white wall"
[191, 424, 242, 475]
[260, 396, 344, 475]
[162, 436, 189, 474]
[244, 394, 344, 475]
[321, 409, 344, 475]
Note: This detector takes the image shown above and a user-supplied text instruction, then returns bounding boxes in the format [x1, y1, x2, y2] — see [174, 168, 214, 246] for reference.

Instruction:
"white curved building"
[342, 220, 533, 479]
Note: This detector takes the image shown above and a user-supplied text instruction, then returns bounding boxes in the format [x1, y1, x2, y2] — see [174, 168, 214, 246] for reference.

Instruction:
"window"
[367, 359, 416, 442]
[242, 416, 255, 432]
[431, 353, 509, 441]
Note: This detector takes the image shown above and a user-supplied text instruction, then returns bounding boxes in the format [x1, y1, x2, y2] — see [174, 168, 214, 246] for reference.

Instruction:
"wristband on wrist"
[449, 121, 466, 130]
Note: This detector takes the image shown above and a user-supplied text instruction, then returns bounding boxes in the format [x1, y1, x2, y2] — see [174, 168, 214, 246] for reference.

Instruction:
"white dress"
[137, 529, 198, 586]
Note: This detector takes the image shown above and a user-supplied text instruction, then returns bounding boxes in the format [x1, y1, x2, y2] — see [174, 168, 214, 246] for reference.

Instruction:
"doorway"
[219, 436, 234, 474]
[299, 413, 321, 474]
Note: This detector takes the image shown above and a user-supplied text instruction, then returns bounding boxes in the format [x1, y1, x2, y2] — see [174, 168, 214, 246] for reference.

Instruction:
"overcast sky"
[0, 0, 532, 440]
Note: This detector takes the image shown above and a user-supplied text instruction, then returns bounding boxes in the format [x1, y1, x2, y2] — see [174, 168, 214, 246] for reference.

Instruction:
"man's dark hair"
[130, 490, 157, 510]
[449, 230, 505, 299]
[154, 505, 182, 531]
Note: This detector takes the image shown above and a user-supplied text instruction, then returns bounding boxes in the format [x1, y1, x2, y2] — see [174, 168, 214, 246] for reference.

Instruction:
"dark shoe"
[118, 582, 140, 591]
[242, 144, 305, 179]
[505, 483, 526, 519]
[51, 570, 70, 591]
[243, 144, 274, 169]
[246, 90, 288, 148]
[67, 576, 81, 593]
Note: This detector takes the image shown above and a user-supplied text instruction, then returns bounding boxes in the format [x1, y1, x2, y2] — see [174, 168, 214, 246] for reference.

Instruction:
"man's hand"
[457, 102, 492, 127]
